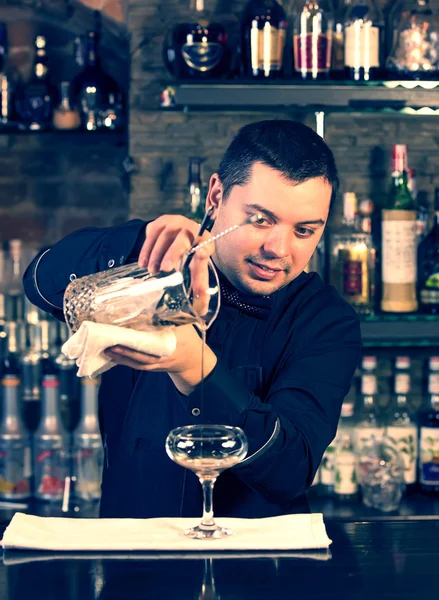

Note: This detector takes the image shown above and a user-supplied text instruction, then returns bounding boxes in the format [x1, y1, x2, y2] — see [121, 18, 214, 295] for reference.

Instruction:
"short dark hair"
[218, 120, 339, 209]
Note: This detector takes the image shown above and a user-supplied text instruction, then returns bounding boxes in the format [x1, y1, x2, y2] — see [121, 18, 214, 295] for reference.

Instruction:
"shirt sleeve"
[22, 220, 147, 319]
[187, 303, 362, 505]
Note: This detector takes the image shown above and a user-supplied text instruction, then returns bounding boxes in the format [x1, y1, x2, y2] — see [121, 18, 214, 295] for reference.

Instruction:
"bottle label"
[251, 24, 286, 73]
[420, 272, 439, 304]
[334, 455, 358, 495]
[429, 374, 439, 395]
[181, 42, 224, 72]
[34, 447, 69, 499]
[0, 440, 31, 498]
[293, 33, 331, 73]
[386, 426, 418, 485]
[343, 259, 363, 295]
[361, 374, 377, 395]
[353, 426, 384, 453]
[395, 373, 410, 395]
[420, 427, 439, 485]
[344, 23, 379, 69]
[382, 220, 417, 284]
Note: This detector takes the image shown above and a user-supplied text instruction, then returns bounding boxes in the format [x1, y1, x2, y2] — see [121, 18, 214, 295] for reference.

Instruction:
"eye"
[252, 215, 272, 227]
[296, 227, 315, 238]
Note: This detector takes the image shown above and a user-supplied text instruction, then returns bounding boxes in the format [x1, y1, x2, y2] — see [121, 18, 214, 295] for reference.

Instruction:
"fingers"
[190, 252, 210, 318]
[105, 346, 167, 371]
[139, 221, 166, 269]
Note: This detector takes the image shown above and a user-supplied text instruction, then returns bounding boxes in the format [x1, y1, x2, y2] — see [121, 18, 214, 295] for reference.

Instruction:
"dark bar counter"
[1, 519, 439, 599]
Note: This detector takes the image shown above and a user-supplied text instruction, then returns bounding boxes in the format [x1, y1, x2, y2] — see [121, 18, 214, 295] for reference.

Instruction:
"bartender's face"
[206, 162, 332, 296]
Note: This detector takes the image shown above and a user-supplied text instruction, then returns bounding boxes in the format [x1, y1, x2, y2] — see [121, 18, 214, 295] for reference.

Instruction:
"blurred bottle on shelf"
[72, 377, 103, 502]
[4, 240, 26, 323]
[186, 157, 206, 223]
[353, 355, 384, 451]
[386, 356, 418, 494]
[293, 0, 334, 80]
[330, 192, 375, 315]
[165, 0, 230, 79]
[242, 0, 287, 79]
[55, 322, 80, 433]
[387, 0, 439, 80]
[418, 187, 439, 314]
[333, 433, 358, 501]
[53, 81, 81, 131]
[381, 144, 418, 313]
[16, 36, 57, 131]
[331, 0, 350, 79]
[0, 22, 17, 130]
[418, 356, 439, 495]
[344, 0, 383, 81]
[0, 374, 32, 501]
[304, 237, 326, 281]
[33, 374, 70, 502]
[70, 14, 123, 132]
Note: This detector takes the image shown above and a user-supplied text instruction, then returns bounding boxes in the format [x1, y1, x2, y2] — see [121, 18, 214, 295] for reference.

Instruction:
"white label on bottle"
[334, 454, 358, 495]
[420, 427, 439, 485]
[361, 374, 377, 395]
[429, 374, 439, 395]
[353, 426, 384, 453]
[386, 425, 418, 485]
[382, 220, 417, 284]
[320, 440, 337, 485]
[345, 22, 379, 69]
[250, 21, 286, 74]
[395, 373, 410, 395]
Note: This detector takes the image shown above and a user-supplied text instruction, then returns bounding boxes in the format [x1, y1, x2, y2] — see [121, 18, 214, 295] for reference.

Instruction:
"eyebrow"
[244, 203, 326, 227]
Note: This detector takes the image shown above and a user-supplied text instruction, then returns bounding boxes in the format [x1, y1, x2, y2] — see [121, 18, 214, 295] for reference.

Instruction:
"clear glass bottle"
[333, 433, 358, 501]
[53, 81, 80, 131]
[419, 356, 439, 494]
[72, 377, 103, 502]
[165, 0, 230, 79]
[344, 0, 384, 81]
[186, 157, 207, 223]
[16, 36, 56, 131]
[33, 374, 70, 502]
[0, 374, 31, 500]
[418, 188, 439, 314]
[242, 0, 288, 78]
[353, 356, 384, 452]
[381, 144, 418, 313]
[330, 192, 375, 315]
[386, 356, 418, 493]
[387, 0, 439, 79]
[331, 0, 351, 79]
[293, 0, 334, 80]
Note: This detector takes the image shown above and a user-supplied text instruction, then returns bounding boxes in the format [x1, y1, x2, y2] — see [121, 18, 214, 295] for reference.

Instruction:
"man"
[23, 120, 362, 518]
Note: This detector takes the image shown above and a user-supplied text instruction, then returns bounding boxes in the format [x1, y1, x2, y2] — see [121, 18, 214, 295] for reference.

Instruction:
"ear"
[205, 173, 223, 218]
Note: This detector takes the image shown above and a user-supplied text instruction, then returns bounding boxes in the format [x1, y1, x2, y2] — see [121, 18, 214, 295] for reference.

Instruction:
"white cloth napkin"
[1, 512, 331, 552]
[62, 321, 177, 378]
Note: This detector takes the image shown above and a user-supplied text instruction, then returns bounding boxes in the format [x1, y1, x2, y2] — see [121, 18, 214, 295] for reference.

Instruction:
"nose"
[262, 226, 292, 259]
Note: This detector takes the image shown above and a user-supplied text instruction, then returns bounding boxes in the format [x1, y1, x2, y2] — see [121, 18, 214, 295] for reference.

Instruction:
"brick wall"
[128, 0, 439, 228]
[0, 1, 129, 246]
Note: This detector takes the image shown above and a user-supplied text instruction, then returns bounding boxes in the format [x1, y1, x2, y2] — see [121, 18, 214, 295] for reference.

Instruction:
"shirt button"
[69, 274, 77, 281]
[191, 408, 201, 417]
[108, 259, 115, 268]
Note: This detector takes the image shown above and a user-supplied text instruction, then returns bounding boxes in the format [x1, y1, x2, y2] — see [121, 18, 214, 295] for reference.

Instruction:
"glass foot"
[184, 524, 233, 539]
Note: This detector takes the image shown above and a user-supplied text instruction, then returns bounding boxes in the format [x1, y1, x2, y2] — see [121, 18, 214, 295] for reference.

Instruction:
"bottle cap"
[395, 356, 410, 370]
[341, 402, 354, 418]
[392, 144, 408, 173]
[362, 356, 377, 370]
[429, 357, 439, 371]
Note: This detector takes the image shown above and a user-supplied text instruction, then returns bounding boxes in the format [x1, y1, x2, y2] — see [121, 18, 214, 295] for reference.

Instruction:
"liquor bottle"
[333, 433, 358, 501]
[70, 24, 121, 131]
[0, 374, 31, 501]
[418, 356, 439, 494]
[386, 356, 418, 493]
[16, 36, 56, 131]
[418, 188, 439, 314]
[52, 81, 80, 131]
[319, 400, 355, 495]
[55, 351, 80, 432]
[381, 144, 418, 313]
[353, 356, 384, 452]
[304, 237, 326, 281]
[387, 0, 439, 80]
[165, 0, 230, 79]
[2, 321, 21, 376]
[33, 374, 70, 501]
[0, 22, 16, 130]
[72, 377, 104, 501]
[331, 0, 350, 79]
[4, 239, 25, 323]
[329, 192, 375, 315]
[293, 0, 334, 80]
[344, 0, 383, 81]
[241, 0, 287, 79]
[186, 157, 206, 223]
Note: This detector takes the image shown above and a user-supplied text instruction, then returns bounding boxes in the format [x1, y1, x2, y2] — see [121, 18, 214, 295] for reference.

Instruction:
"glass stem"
[200, 478, 216, 527]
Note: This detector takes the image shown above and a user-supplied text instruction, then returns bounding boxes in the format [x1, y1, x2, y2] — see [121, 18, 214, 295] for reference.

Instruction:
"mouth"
[247, 259, 285, 280]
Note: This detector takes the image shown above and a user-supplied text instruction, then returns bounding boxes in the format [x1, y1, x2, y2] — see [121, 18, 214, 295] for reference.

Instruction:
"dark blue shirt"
[23, 220, 362, 518]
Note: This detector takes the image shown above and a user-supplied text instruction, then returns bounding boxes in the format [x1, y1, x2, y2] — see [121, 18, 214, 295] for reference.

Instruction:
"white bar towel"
[1, 512, 332, 552]
[62, 321, 176, 378]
